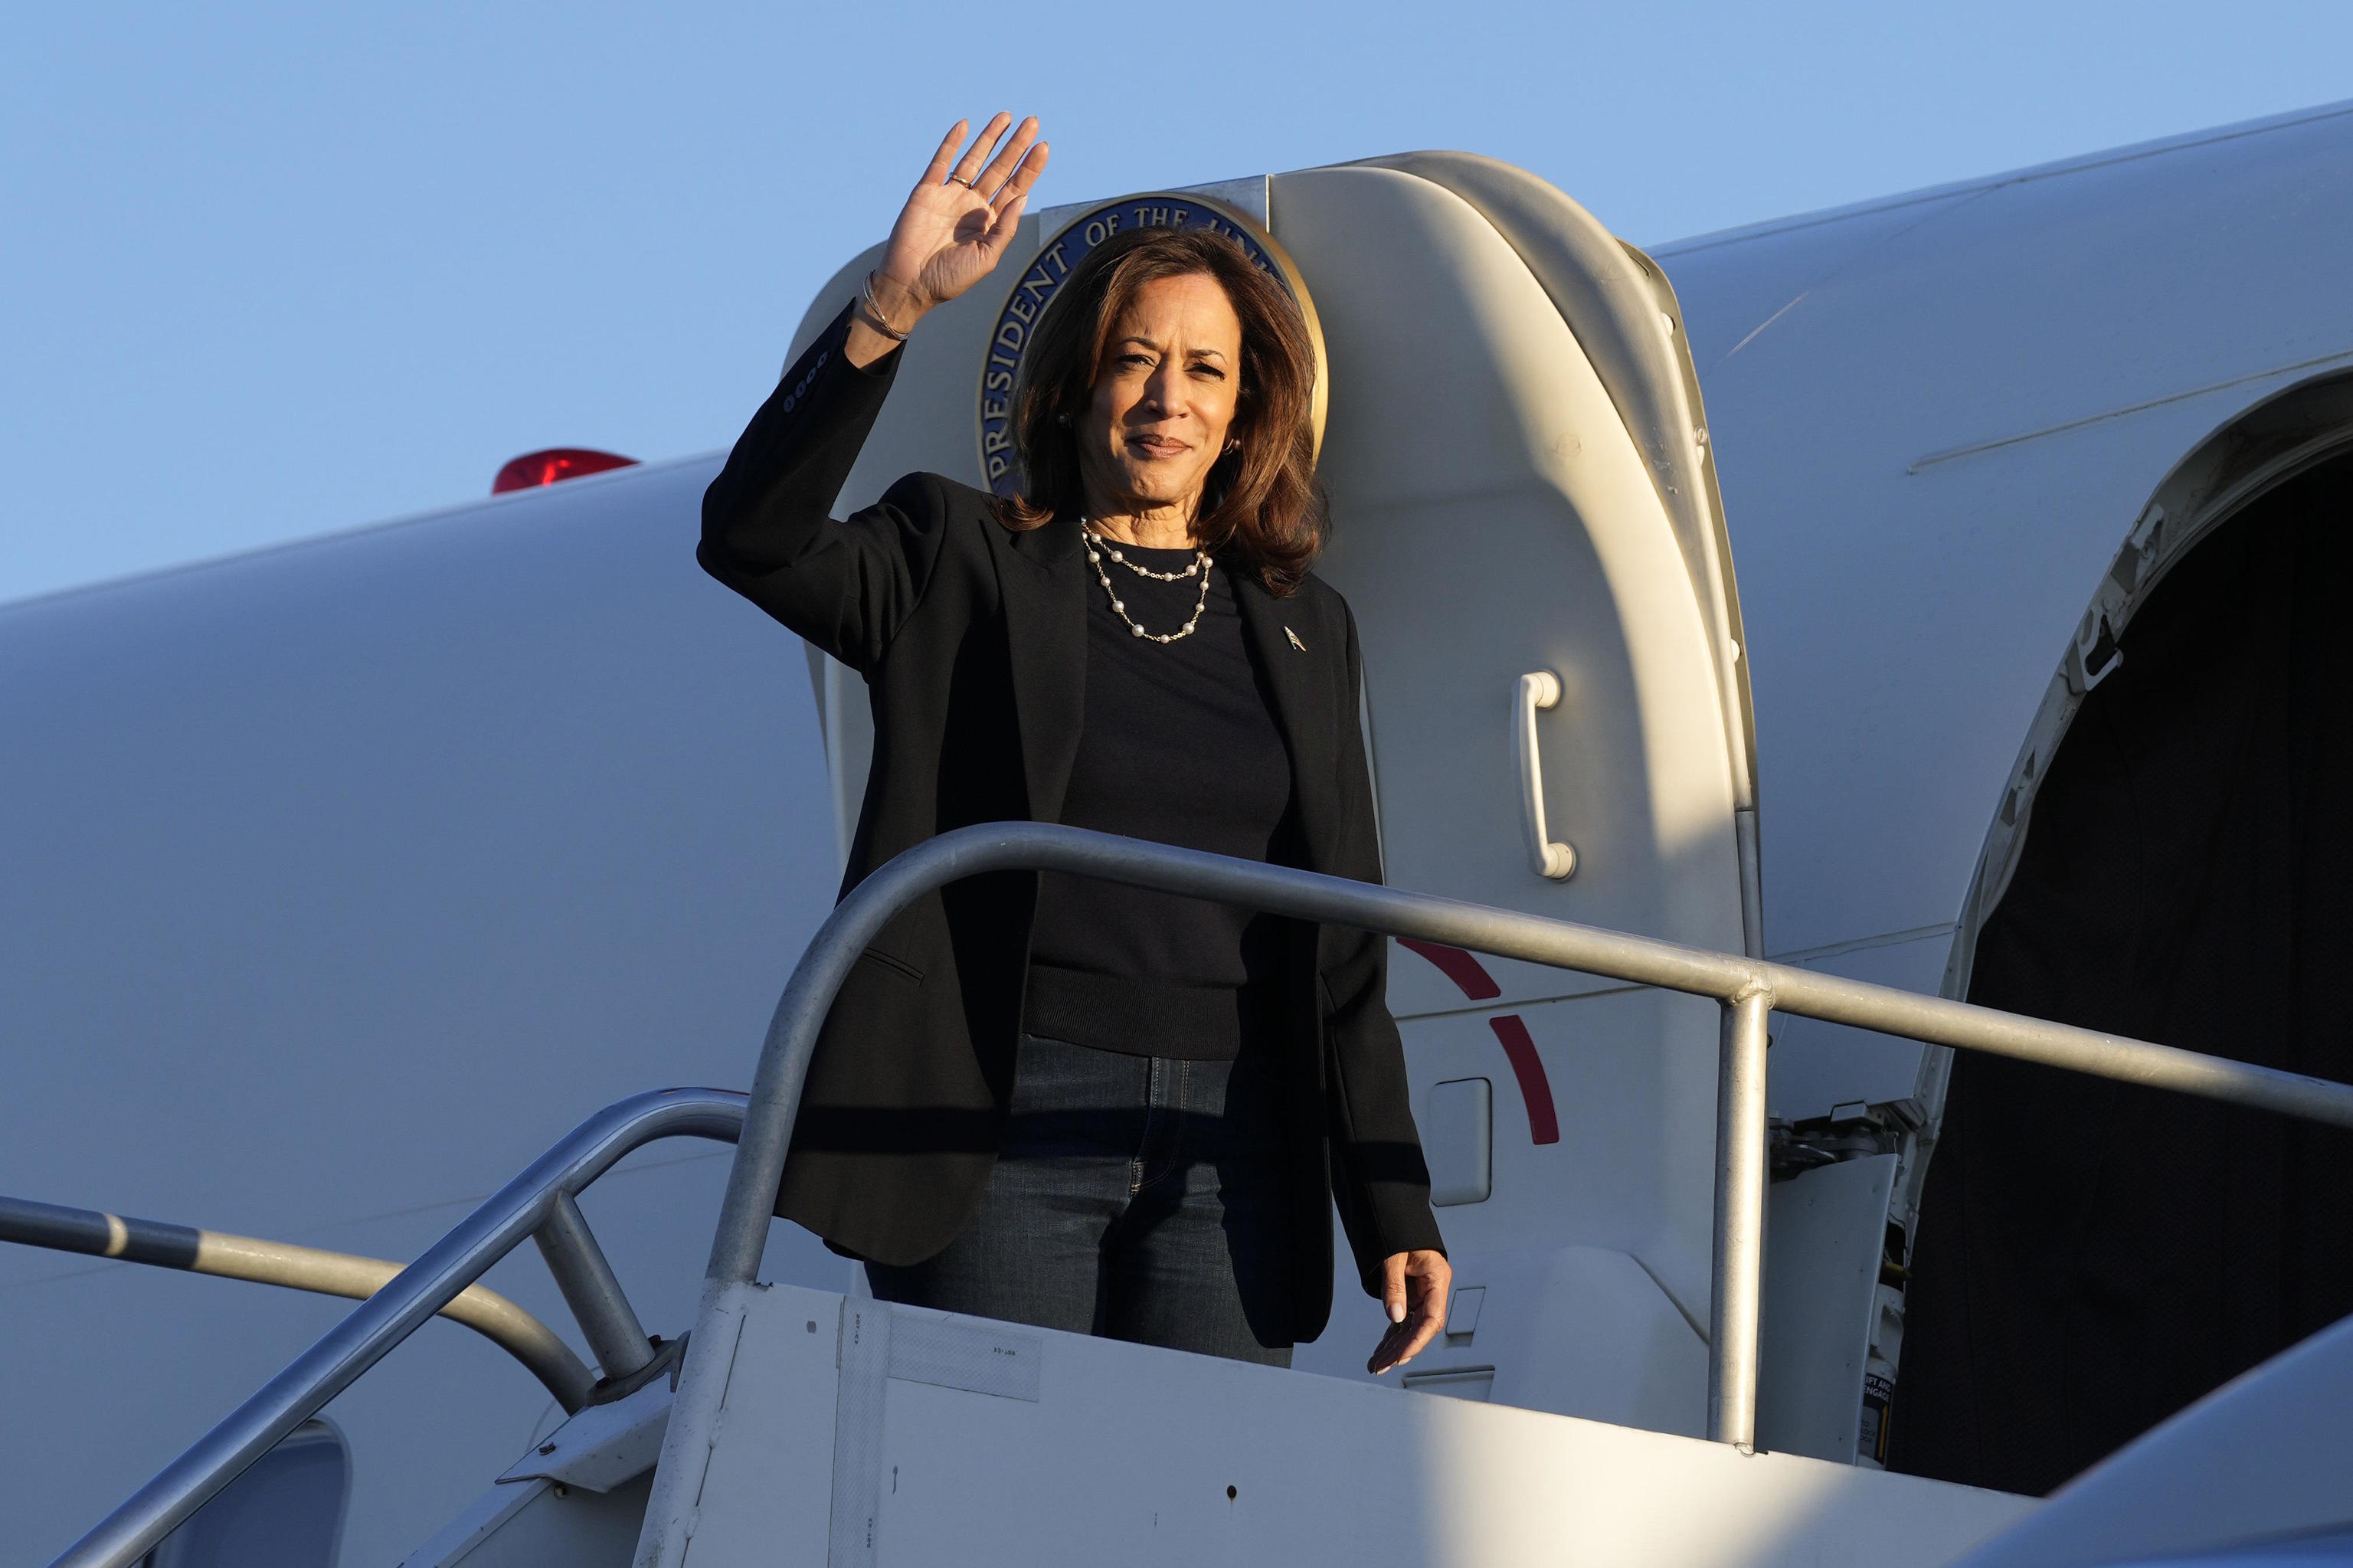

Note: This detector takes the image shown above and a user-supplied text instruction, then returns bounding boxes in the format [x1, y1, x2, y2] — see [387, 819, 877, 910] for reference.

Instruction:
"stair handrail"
[50, 1086, 746, 1568]
[638, 820, 2353, 1563]
[0, 1193, 597, 1410]
[66, 823, 2353, 1568]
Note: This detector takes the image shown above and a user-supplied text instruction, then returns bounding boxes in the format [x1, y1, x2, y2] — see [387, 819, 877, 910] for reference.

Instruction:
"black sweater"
[1026, 543, 1295, 1059]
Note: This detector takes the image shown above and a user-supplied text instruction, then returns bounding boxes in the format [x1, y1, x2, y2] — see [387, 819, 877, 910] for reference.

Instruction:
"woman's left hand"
[1367, 1249, 1451, 1373]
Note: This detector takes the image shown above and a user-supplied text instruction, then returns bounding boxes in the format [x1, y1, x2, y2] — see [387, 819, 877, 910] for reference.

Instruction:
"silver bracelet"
[859, 272, 913, 342]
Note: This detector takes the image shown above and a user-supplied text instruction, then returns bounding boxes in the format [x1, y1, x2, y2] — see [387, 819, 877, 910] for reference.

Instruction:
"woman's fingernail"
[1389, 1301, 1406, 1324]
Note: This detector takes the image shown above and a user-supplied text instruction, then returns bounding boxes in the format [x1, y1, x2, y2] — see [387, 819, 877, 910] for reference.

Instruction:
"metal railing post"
[1707, 987, 1772, 1452]
[535, 1190, 655, 1383]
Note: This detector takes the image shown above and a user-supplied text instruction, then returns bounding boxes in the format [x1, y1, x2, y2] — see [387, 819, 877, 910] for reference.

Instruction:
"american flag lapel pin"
[1285, 627, 1306, 652]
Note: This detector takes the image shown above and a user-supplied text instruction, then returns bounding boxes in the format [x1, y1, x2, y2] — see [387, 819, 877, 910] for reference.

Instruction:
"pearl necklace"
[1089, 532, 1202, 581]
[1081, 524, 1212, 643]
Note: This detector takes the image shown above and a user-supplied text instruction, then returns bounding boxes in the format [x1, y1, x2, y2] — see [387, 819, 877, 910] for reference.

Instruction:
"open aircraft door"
[794, 154, 1759, 1439]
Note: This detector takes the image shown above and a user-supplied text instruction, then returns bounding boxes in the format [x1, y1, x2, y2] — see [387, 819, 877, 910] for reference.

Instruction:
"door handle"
[1515, 670, 1577, 880]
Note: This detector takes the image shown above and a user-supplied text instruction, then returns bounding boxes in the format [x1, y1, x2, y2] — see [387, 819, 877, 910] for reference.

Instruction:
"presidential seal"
[975, 192, 1325, 496]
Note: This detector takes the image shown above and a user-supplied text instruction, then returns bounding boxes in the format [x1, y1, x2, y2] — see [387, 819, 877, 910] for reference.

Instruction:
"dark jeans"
[866, 1033, 1295, 1367]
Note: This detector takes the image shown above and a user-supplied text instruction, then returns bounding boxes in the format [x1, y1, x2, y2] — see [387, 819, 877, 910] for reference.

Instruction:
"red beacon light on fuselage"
[492, 447, 637, 495]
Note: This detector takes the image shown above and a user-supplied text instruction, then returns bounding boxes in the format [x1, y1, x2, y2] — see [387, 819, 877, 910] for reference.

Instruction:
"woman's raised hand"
[873, 114, 1049, 324]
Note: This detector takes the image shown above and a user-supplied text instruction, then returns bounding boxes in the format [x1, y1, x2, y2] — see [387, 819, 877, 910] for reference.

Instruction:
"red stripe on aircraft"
[1398, 939, 1503, 1000]
[1398, 939, 1558, 1145]
[1487, 1014, 1561, 1146]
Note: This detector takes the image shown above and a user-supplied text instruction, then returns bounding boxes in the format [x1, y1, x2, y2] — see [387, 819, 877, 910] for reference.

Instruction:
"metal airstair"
[18, 823, 2353, 1567]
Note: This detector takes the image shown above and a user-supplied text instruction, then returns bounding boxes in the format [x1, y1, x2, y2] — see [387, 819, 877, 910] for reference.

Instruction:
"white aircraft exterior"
[5, 99, 2351, 1566]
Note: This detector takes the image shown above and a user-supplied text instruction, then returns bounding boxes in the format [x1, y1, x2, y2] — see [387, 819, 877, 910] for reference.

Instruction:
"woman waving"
[702, 113, 1449, 1373]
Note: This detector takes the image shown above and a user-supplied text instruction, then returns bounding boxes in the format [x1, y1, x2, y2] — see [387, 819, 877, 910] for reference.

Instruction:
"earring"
[1224, 439, 1241, 456]
[1057, 412, 1072, 427]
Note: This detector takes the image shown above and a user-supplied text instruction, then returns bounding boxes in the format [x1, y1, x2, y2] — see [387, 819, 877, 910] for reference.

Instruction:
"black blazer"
[700, 303, 1443, 1340]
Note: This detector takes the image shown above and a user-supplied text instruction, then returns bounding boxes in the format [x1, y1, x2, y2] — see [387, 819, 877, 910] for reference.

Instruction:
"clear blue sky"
[5, 2, 2348, 606]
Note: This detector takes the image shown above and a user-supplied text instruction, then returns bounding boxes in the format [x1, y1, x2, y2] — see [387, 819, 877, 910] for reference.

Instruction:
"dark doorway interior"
[1888, 450, 2353, 1495]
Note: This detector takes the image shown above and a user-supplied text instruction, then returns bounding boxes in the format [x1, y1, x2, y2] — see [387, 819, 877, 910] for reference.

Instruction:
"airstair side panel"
[639, 1283, 2034, 1567]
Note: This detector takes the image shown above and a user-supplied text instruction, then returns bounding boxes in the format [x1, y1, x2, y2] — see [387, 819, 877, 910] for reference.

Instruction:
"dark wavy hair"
[997, 225, 1325, 596]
